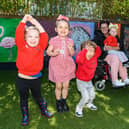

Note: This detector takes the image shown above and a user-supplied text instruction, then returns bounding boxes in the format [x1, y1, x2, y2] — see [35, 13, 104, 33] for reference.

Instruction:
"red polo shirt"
[15, 22, 48, 75]
[76, 46, 101, 81]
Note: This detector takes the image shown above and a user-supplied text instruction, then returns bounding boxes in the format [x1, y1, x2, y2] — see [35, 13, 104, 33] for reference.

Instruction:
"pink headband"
[57, 14, 69, 21]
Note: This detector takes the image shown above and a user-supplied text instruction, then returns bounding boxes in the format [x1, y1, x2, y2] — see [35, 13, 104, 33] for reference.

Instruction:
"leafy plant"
[0, 0, 128, 21]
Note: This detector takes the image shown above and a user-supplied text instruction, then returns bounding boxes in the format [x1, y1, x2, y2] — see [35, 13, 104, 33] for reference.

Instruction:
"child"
[104, 23, 129, 67]
[46, 15, 76, 112]
[15, 14, 53, 126]
[75, 40, 101, 117]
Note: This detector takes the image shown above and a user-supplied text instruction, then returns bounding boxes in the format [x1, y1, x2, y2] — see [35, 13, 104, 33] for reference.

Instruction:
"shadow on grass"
[0, 70, 129, 129]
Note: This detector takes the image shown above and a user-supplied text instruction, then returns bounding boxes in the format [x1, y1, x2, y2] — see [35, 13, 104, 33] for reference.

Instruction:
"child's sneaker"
[112, 80, 125, 87]
[75, 112, 83, 117]
[75, 105, 83, 117]
[86, 103, 97, 110]
[124, 78, 129, 85]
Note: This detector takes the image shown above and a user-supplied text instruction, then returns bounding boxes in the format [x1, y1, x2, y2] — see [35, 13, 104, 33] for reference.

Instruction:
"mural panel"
[69, 21, 95, 57]
[0, 18, 21, 62]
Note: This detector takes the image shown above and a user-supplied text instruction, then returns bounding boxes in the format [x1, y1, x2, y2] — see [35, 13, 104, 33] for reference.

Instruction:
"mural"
[41, 20, 95, 57]
[0, 18, 21, 62]
[0, 18, 96, 63]
[0, 18, 127, 64]
[123, 26, 129, 50]
[69, 21, 95, 57]
[121, 24, 129, 58]
[0, 18, 56, 63]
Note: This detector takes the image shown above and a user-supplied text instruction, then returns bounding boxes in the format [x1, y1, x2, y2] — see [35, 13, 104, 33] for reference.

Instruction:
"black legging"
[16, 76, 43, 107]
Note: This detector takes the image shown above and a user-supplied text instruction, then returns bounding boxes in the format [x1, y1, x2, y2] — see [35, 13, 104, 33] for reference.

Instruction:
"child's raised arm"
[30, 17, 45, 33]
[95, 46, 101, 58]
[21, 14, 45, 33]
[21, 14, 32, 23]
[15, 15, 28, 47]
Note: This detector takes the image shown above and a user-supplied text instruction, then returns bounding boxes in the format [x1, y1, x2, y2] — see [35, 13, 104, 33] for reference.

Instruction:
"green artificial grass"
[0, 69, 129, 129]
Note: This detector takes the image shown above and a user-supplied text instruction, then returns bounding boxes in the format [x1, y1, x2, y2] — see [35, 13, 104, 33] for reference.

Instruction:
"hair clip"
[57, 14, 69, 21]
[109, 23, 118, 30]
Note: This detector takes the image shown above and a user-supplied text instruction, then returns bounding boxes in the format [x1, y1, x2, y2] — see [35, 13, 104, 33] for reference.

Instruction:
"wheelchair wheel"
[95, 80, 106, 91]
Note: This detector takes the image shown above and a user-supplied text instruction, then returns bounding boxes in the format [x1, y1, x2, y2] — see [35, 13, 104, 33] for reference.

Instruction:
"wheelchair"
[94, 59, 111, 91]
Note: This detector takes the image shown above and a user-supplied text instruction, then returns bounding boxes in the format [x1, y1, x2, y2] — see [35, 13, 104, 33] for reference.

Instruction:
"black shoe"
[56, 100, 63, 112]
[61, 99, 69, 112]
[123, 61, 129, 68]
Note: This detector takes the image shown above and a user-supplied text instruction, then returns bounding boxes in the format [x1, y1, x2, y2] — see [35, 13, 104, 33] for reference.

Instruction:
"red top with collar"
[15, 22, 48, 75]
[76, 46, 101, 81]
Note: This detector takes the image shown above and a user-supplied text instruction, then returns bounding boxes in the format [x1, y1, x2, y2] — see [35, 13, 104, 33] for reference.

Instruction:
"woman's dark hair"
[100, 20, 110, 27]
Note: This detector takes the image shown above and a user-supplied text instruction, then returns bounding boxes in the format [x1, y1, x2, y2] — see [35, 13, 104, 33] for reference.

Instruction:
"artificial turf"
[0, 69, 129, 129]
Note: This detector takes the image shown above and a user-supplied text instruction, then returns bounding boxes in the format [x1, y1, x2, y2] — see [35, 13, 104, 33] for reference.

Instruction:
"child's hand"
[53, 48, 60, 56]
[68, 44, 75, 56]
[104, 45, 112, 50]
[25, 14, 33, 21]
[30, 17, 45, 33]
[68, 44, 73, 50]
[22, 14, 32, 23]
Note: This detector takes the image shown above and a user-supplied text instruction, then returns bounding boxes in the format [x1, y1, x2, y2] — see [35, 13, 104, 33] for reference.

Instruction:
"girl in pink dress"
[47, 15, 76, 113]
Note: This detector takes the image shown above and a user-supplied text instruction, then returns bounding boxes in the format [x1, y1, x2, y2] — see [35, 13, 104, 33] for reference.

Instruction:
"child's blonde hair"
[81, 40, 96, 51]
[25, 26, 40, 35]
[109, 23, 119, 33]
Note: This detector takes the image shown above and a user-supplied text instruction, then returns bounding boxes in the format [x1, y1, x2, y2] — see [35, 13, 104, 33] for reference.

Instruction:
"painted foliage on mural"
[0, 18, 21, 62]
[68, 21, 95, 57]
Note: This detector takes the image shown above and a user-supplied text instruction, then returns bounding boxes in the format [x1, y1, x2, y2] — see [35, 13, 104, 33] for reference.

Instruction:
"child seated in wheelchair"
[94, 25, 129, 90]
[104, 23, 129, 68]
[93, 20, 129, 88]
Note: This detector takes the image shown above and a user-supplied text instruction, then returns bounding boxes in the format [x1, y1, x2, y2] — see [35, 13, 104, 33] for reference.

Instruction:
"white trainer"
[75, 105, 83, 117]
[112, 80, 125, 87]
[86, 103, 97, 110]
[124, 78, 129, 85]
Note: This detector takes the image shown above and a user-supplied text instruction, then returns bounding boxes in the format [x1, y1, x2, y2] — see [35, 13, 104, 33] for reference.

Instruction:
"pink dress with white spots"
[48, 36, 76, 83]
